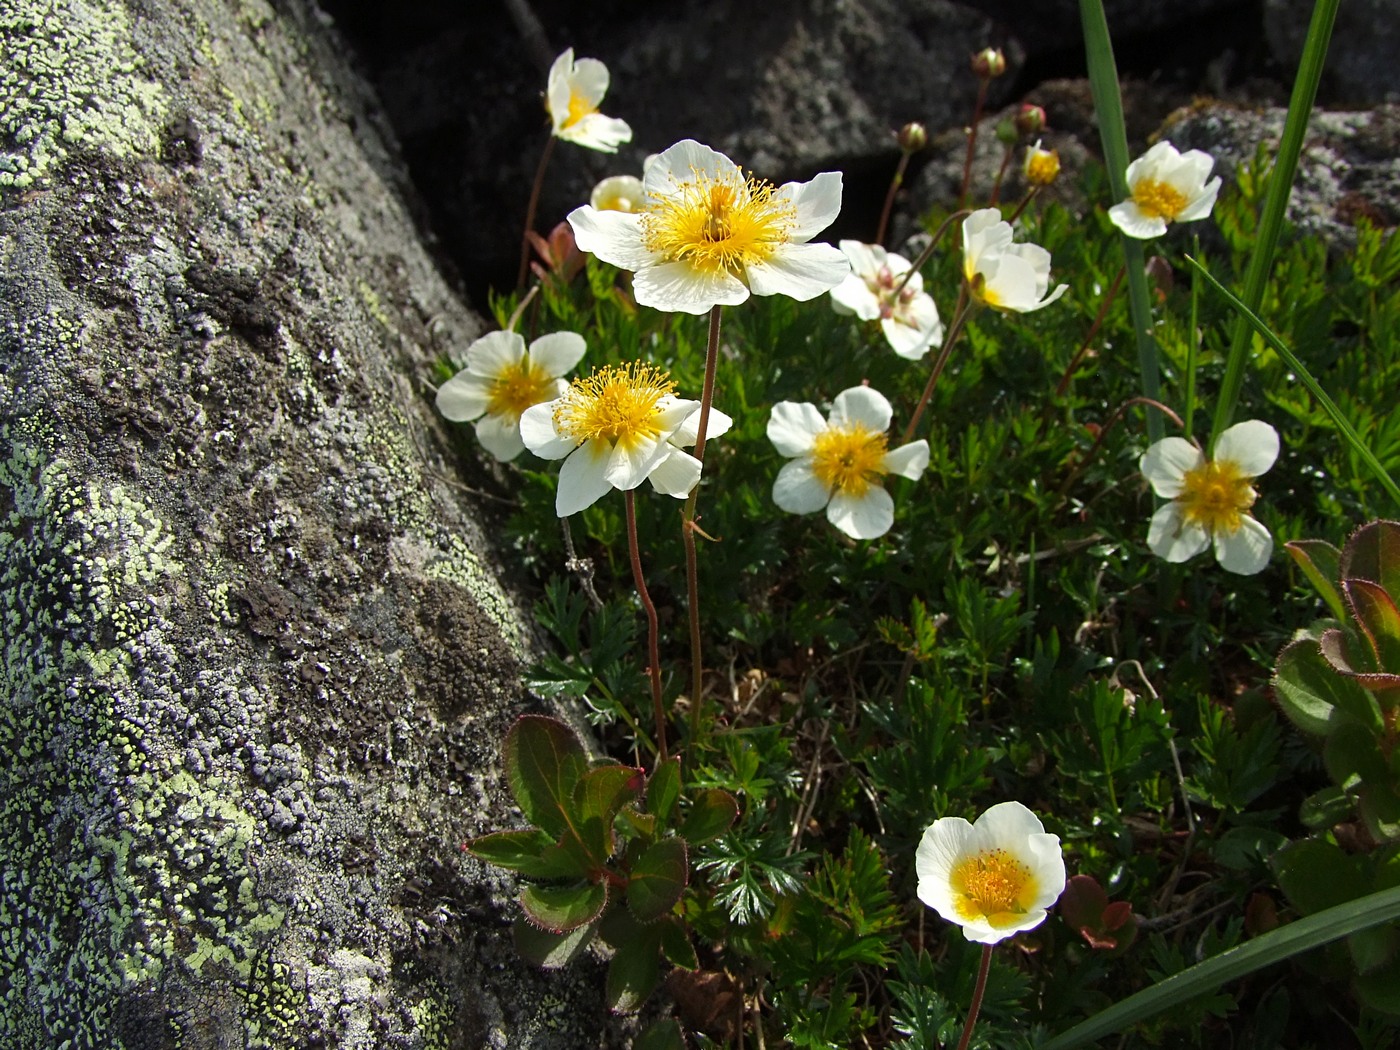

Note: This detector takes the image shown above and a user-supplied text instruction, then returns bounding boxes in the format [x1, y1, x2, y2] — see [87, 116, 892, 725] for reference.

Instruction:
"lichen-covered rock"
[0, 0, 612, 1046]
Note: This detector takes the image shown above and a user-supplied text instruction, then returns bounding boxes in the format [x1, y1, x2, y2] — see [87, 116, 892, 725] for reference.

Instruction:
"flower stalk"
[955, 945, 994, 1050]
[517, 134, 556, 290]
[625, 490, 668, 761]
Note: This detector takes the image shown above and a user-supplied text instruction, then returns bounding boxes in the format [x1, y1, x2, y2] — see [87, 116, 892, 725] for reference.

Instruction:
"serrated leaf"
[1276, 637, 1382, 733]
[1287, 538, 1345, 620]
[647, 756, 682, 825]
[465, 829, 585, 879]
[658, 916, 699, 970]
[513, 916, 597, 968]
[521, 880, 608, 933]
[1342, 520, 1400, 599]
[1346, 578, 1400, 674]
[606, 933, 662, 1013]
[627, 838, 689, 922]
[679, 789, 739, 844]
[506, 715, 589, 840]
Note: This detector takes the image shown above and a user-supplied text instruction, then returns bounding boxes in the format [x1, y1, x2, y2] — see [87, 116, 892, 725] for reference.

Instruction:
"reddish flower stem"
[625, 490, 667, 762]
[955, 945, 994, 1050]
[517, 134, 556, 290]
[902, 287, 973, 444]
[876, 151, 912, 247]
[957, 79, 991, 211]
[1055, 264, 1126, 397]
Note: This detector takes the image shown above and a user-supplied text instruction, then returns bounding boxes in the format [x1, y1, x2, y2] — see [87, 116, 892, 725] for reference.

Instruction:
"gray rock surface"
[1266, 0, 1400, 106]
[0, 0, 613, 1046]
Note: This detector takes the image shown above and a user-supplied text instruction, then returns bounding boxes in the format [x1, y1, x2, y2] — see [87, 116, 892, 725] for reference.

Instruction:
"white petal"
[962, 208, 1011, 267]
[1215, 515, 1273, 575]
[1147, 502, 1210, 563]
[464, 329, 527, 378]
[1108, 201, 1166, 240]
[528, 331, 587, 378]
[648, 447, 703, 497]
[564, 56, 609, 109]
[827, 486, 894, 539]
[672, 405, 732, 447]
[567, 206, 653, 271]
[590, 174, 645, 212]
[1140, 437, 1202, 497]
[435, 372, 492, 422]
[645, 139, 735, 195]
[838, 239, 884, 278]
[474, 413, 525, 462]
[559, 113, 632, 153]
[767, 401, 826, 456]
[604, 433, 666, 491]
[1176, 177, 1221, 222]
[556, 442, 613, 516]
[882, 293, 942, 359]
[653, 396, 702, 437]
[914, 816, 975, 915]
[831, 386, 893, 432]
[519, 402, 576, 460]
[772, 459, 831, 514]
[546, 50, 576, 129]
[633, 260, 750, 314]
[882, 440, 929, 481]
[1213, 420, 1279, 478]
[829, 274, 882, 321]
[776, 170, 843, 242]
[744, 242, 851, 301]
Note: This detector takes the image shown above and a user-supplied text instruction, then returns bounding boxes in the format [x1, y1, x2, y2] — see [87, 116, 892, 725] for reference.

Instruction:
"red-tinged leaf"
[1059, 874, 1108, 933]
[647, 756, 682, 825]
[627, 838, 689, 922]
[606, 934, 662, 1013]
[1274, 637, 1382, 734]
[1346, 578, 1400, 672]
[513, 917, 597, 968]
[1287, 538, 1345, 621]
[576, 764, 645, 830]
[679, 789, 739, 844]
[505, 715, 589, 840]
[657, 916, 699, 970]
[1342, 520, 1400, 598]
[464, 829, 585, 880]
[1321, 628, 1400, 694]
[520, 880, 608, 934]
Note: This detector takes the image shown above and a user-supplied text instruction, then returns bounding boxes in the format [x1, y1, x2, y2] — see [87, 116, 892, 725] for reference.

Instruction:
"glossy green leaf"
[465, 828, 583, 880]
[646, 756, 682, 825]
[606, 933, 662, 1013]
[627, 837, 689, 923]
[1343, 520, 1400, 598]
[571, 764, 644, 862]
[678, 789, 739, 844]
[1286, 538, 1345, 621]
[520, 880, 608, 934]
[513, 916, 597, 968]
[505, 715, 589, 840]
[1273, 638, 1379, 734]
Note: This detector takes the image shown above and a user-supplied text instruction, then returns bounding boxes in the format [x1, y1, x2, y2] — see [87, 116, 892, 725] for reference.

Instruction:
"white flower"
[520, 362, 713, 515]
[962, 209, 1066, 313]
[915, 801, 1066, 945]
[590, 174, 646, 213]
[829, 241, 944, 360]
[546, 49, 632, 153]
[767, 386, 928, 540]
[568, 138, 849, 315]
[1140, 419, 1278, 575]
[1108, 141, 1221, 239]
[647, 405, 734, 499]
[435, 330, 586, 461]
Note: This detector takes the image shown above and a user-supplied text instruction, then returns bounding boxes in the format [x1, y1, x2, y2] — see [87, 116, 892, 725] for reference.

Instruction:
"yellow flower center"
[810, 423, 889, 498]
[552, 363, 676, 451]
[1132, 177, 1188, 221]
[1177, 458, 1256, 534]
[950, 848, 1036, 925]
[485, 358, 555, 422]
[1025, 150, 1060, 187]
[563, 90, 596, 129]
[640, 169, 797, 275]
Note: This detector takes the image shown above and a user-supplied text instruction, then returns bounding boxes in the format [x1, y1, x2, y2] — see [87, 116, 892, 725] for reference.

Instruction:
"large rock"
[0, 0, 613, 1045]
[1265, 0, 1400, 106]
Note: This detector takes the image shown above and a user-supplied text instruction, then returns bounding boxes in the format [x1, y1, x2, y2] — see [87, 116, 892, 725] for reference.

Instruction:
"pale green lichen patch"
[0, 0, 166, 189]
[424, 533, 526, 660]
[0, 427, 284, 1046]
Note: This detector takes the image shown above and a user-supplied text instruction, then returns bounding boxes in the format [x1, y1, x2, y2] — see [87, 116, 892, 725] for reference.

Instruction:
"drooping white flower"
[546, 49, 632, 153]
[568, 138, 849, 315]
[436, 330, 586, 461]
[915, 801, 1067, 945]
[1140, 419, 1278, 575]
[1108, 140, 1221, 239]
[520, 362, 709, 515]
[829, 241, 944, 360]
[962, 209, 1066, 313]
[590, 174, 646, 213]
[767, 386, 928, 540]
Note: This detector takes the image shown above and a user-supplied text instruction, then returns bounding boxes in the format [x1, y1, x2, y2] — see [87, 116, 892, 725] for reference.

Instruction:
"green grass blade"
[1041, 883, 1400, 1049]
[1080, 0, 1163, 443]
[1210, 0, 1339, 446]
[1187, 256, 1400, 510]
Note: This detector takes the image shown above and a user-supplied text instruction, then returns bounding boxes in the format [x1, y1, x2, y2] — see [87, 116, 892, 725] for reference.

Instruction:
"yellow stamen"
[640, 168, 797, 275]
[552, 363, 676, 451]
[485, 358, 555, 422]
[1025, 150, 1060, 187]
[1177, 458, 1255, 534]
[563, 90, 595, 129]
[950, 848, 1036, 924]
[1132, 177, 1188, 221]
[810, 424, 889, 498]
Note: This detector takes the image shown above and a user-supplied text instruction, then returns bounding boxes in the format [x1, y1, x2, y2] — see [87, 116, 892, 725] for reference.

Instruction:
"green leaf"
[1274, 839, 1369, 916]
[658, 916, 699, 970]
[505, 715, 589, 840]
[627, 838, 689, 923]
[1321, 626, 1400, 692]
[1274, 637, 1381, 734]
[1039, 884, 1400, 1049]
[1346, 578, 1400, 674]
[679, 789, 739, 844]
[465, 829, 584, 880]
[646, 756, 682, 825]
[1286, 538, 1345, 621]
[572, 764, 644, 861]
[513, 917, 597, 968]
[520, 880, 608, 934]
[1356, 954, 1400, 1015]
[1300, 785, 1355, 830]
[1361, 781, 1400, 843]
[606, 933, 662, 1013]
[1347, 924, 1399, 974]
[633, 1019, 686, 1050]
[1325, 721, 1389, 787]
[1343, 520, 1400, 598]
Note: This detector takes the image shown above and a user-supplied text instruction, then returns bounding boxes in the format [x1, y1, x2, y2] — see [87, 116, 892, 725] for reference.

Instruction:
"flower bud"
[970, 47, 1006, 79]
[995, 118, 1019, 147]
[1015, 103, 1047, 137]
[1022, 140, 1060, 187]
[897, 121, 929, 154]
